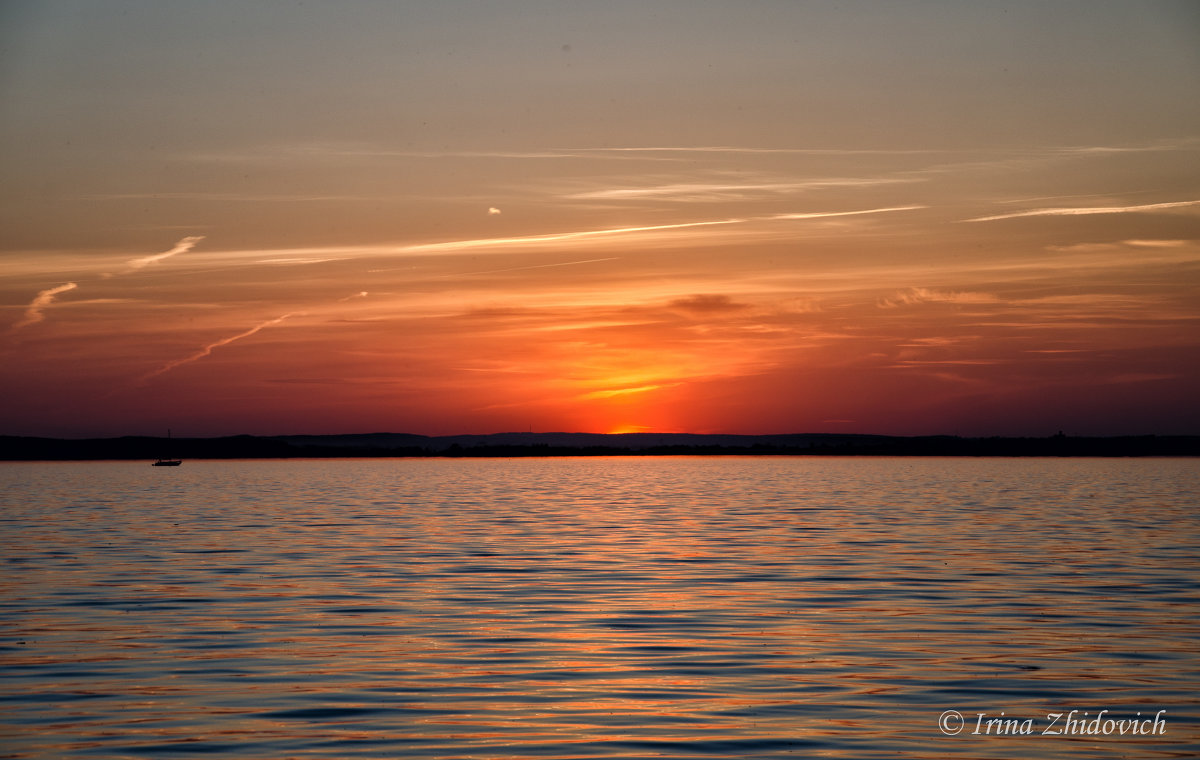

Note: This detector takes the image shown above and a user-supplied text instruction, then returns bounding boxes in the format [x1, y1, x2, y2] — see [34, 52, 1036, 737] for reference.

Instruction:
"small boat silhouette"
[152, 429, 182, 466]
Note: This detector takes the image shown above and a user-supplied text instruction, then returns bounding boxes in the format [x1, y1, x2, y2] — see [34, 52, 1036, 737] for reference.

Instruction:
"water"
[1, 456, 1198, 759]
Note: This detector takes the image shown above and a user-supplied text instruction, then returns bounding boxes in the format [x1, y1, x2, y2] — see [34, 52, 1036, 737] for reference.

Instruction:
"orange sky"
[2, 1, 1199, 438]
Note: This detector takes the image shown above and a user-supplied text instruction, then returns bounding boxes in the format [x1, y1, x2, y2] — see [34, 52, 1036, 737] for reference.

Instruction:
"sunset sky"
[2, 1, 1199, 438]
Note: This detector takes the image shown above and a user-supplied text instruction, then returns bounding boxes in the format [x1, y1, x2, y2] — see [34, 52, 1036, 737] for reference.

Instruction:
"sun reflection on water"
[1, 457, 1198, 758]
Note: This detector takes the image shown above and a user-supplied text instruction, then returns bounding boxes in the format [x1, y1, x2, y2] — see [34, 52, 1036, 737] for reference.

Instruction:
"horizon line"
[6, 430, 1199, 441]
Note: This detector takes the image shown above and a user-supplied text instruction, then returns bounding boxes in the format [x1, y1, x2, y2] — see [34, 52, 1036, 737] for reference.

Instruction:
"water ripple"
[2, 457, 1198, 758]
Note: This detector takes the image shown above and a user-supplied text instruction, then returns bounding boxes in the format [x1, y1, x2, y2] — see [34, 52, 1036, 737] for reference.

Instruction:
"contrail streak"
[385, 207, 924, 258]
[965, 199, 1200, 222]
[126, 235, 205, 271]
[566, 146, 938, 156]
[10, 237, 202, 337]
[372, 257, 621, 276]
[9, 282, 78, 333]
[772, 205, 926, 220]
[446, 257, 622, 278]
[398, 219, 745, 255]
[140, 312, 299, 381]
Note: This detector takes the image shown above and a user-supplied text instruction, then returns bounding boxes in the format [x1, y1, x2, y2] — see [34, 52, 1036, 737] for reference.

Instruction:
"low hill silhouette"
[1, 431, 1198, 460]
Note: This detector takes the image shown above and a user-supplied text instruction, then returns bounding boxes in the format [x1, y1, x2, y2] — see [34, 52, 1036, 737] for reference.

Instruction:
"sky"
[2, 0, 1199, 439]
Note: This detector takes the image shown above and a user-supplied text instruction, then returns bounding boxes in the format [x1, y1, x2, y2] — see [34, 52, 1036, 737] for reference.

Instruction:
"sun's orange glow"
[2, 4, 1198, 438]
[607, 424, 652, 435]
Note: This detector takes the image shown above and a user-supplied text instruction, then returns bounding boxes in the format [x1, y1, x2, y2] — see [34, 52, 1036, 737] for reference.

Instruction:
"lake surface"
[1, 456, 1198, 759]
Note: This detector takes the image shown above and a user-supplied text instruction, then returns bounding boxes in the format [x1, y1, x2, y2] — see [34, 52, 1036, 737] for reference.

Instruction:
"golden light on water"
[5, 457, 1198, 757]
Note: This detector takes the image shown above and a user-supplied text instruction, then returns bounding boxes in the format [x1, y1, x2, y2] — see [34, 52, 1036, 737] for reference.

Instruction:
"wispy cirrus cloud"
[187, 143, 687, 164]
[567, 177, 916, 202]
[182, 206, 927, 277]
[966, 199, 1200, 223]
[392, 257, 622, 278]
[597, 138, 1200, 157]
[8, 282, 78, 334]
[1055, 137, 1200, 155]
[566, 146, 940, 156]
[186, 137, 1200, 172]
[96, 235, 206, 279]
[1046, 239, 1191, 253]
[579, 383, 676, 400]
[396, 219, 747, 255]
[1123, 239, 1189, 248]
[9, 237, 204, 336]
[394, 206, 925, 256]
[124, 235, 205, 272]
[879, 287, 998, 309]
[255, 256, 347, 265]
[95, 191, 406, 202]
[668, 294, 751, 314]
[772, 205, 925, 221]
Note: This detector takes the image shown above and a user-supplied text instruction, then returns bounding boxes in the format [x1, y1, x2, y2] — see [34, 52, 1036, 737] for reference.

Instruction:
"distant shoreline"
[2, 432, 1199, 460]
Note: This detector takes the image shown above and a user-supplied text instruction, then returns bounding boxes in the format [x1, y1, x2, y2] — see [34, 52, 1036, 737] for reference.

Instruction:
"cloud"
[580, 383, 675, 400]
[8, 282, 78, 333]
[879, 287, 998, 308]
[1044, 242, 1120, 253]
[1046, 239, 1191, 253]
[124, 236, 205, 271]
[530, 319, 655, 333]
[568, 178, 915, 203]
[255, 256, 346, 265]
[965, 200, 1200, 222]
[137, 289, 367, 381]
[171, 205, 926, 274]
[415, 257, 621, 278]
[1105, 373, 1180, 384]
[10, 237, 201, 335]
[189, 137, 1200, 169]
[893, 359, 1006, 366]
[772, 205, 925, 220]
[669, 294, 750, 314]
[94, 192, 392, 202]
[188, 143, 687, 164]
[1123, 239, 1188, 248]
[488, 207, 502, 215]
[141, 312, 299, 382]
[1057, 138, 1200, 155]
[899, 336, 979, 347]
[568, 146, 938, 156]
[397, 218, 747, 255]
[394, 206, 924, 257]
